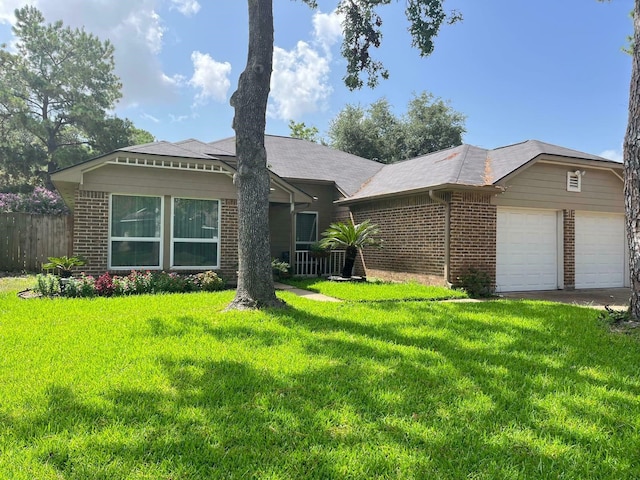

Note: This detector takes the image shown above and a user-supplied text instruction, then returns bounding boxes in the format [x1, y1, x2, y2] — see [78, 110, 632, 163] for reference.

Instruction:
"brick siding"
[220, 199, 239, 283]
[73, 190, 109, 276]
[563, 209, 575, 290]
[449, 192, 497, 287]
[350, 194, 448, 284]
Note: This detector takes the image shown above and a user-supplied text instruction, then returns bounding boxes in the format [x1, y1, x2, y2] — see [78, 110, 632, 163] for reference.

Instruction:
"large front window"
[171, 198, 220, 269]
[110, 195, 162, 269]
[296, 212, 318, 250]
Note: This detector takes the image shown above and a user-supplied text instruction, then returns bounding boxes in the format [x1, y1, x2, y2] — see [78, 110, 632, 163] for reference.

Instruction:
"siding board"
[495, 163, 623, 213]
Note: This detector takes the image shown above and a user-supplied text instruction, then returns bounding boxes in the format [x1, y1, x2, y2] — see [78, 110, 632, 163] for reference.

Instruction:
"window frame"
[108, 193, 164, 271]
[170, 196, 221, 270]
[295, 211, 319, 251]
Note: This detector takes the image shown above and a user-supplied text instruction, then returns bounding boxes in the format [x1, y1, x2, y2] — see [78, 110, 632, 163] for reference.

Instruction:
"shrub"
[95, 273, 115, 297]
[456, 268, 494, 298]
[112, 275, 133, 296]
[33, 274, 60, 297]
[0, 187, 69, 215]
[272, 259, 290, 280]
[32, 270, 226, 298]
[194, 271, 224, 291]
[128, 271, 153, 295]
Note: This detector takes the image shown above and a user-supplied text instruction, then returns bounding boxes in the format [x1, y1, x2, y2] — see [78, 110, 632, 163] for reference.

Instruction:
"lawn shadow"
[2, 298, 639, 478]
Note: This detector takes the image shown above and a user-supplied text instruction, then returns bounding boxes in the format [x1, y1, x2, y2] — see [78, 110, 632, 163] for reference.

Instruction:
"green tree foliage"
[228, 0, 460, 309]
[288, 120, 320, 143]
[0, 7, 153, 190]
[328, 91, 466, 163]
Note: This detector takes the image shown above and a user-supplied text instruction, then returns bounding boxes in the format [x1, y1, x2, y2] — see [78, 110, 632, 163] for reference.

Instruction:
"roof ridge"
[490, 139, 532, 151]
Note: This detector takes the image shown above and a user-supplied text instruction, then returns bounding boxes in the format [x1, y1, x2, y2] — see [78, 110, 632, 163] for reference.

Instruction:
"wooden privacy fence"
[0, 213, 73, 272]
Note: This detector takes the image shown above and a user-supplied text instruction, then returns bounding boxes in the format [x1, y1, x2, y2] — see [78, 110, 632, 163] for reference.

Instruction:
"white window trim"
[567, 171, 582, 192]
[170, 197, 221, 270]
[108, 194, 164, 270]
[295, 211, 318, 250]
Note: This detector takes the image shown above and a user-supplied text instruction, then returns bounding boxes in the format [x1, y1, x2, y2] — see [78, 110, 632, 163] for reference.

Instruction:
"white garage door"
[496, 208, 558, 292]
[575, 212, 625, 288]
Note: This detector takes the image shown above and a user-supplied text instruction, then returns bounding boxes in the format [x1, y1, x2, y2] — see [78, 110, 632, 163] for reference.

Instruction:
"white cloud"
[268, 10, 342, 121]
[141, 112, 160, 123]
[169, 113, 190, 123]
[269, 41, 332, 120]
[600, 149, 623, 162]
[0, 0, 37, 24]
[313, 9, 343, 52]
[170, 0, 200, 17]
[189, 51, 232, 105]
[0, 0, 191, 107]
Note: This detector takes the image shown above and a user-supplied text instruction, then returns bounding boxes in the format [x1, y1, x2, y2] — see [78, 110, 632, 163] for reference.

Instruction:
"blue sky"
[0, 0, 633, 160]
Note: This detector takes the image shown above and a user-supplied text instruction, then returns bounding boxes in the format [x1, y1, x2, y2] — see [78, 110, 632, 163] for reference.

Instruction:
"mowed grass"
[0, 279, 639, 479]
[280, 277, 468, 301]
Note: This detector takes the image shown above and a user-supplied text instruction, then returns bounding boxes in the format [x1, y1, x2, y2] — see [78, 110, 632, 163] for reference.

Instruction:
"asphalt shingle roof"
[347, 139, 618, 201]
[79, 136, 618, 203]
[119, 140, 214, 159]
[208, 135, 384, 196]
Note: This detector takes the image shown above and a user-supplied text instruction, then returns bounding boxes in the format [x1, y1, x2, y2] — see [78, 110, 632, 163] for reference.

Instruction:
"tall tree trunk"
[227, 0, 283, 310]
[625, 0, 640, 319]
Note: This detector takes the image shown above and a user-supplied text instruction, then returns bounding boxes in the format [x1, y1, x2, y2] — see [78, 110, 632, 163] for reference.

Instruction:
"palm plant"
[320, 220, 381, 278]
[42, 255, 85, 278]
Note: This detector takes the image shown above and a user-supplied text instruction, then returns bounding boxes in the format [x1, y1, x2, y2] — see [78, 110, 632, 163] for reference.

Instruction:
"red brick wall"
[563, 209, 575, 290]
[350, 194, 448, 284]
[220, 199, 239, 283]
[73, 190, 109, 276]
[449, 192, 496, 287]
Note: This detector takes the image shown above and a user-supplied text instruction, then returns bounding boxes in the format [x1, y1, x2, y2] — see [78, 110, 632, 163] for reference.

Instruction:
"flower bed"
[32, 270, 225, 298]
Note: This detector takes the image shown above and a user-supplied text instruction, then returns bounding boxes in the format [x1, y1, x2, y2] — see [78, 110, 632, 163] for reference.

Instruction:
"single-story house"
[51, 135, 627, 292]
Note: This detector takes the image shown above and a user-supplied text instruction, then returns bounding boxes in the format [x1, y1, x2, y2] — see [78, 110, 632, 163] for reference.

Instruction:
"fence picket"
[0, 213, 72, 272]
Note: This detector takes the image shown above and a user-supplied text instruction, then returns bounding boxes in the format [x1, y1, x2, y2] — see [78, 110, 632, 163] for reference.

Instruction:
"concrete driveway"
[499, 288, 631, 310]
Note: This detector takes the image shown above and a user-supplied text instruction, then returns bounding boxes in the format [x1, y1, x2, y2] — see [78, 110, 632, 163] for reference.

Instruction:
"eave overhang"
[336, 183, 503, 206]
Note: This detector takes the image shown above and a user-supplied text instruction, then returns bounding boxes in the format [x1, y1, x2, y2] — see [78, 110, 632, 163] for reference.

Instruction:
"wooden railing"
[294, 250, 345, 277]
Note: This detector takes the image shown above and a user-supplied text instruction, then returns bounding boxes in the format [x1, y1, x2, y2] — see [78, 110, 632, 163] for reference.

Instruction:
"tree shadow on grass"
[272, 300, 640, 478]
[2, 299, 639, 479]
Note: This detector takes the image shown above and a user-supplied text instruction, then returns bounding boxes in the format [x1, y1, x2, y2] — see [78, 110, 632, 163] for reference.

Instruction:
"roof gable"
[345, 140, 621, 203]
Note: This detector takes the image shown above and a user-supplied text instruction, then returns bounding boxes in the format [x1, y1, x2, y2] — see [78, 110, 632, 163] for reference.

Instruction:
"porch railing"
[294, 250, 345, 277]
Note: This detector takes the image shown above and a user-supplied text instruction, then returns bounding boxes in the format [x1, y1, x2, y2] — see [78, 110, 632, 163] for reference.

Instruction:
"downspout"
[429, 190, 451, 286]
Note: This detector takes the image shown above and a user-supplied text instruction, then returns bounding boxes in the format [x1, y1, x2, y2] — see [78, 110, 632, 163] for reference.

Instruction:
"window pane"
[111, 241, 160, 267]
[173, 242, 218, 267]
[296, 213, 317, 243]
[112, 196, 161, 238]
[174, 198, 219, 239]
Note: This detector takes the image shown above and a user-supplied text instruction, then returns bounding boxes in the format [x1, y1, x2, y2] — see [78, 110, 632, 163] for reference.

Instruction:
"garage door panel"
[497, 208, 558, 292]
[575, 212, 624, 288]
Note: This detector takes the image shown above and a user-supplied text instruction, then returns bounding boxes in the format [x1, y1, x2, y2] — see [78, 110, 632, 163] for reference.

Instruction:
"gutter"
[429, 190, 451, 286]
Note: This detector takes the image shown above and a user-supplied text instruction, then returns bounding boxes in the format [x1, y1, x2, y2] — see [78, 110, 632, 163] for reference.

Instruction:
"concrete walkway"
[499, 288, 630, 310]
[274, 282, 341, 302]
[275, 282, 631, 310]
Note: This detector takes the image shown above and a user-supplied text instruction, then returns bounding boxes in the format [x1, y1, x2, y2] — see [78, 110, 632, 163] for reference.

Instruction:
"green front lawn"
[0, 280, 639, 479]
[280, 277, 468, 301]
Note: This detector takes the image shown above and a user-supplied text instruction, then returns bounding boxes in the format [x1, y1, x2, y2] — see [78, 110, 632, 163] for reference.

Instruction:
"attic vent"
[567, 171, 582, 192]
